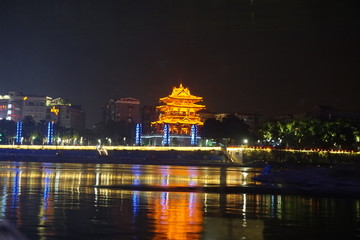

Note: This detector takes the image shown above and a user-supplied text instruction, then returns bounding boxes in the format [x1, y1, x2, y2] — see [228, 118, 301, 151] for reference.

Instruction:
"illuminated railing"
[0, 145, 222, 152]
[0, 144, 357, 156]
[227, 146, 360, 155]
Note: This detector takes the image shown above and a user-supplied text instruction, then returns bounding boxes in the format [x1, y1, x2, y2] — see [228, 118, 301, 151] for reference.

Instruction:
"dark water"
[0, 161, 359, 240]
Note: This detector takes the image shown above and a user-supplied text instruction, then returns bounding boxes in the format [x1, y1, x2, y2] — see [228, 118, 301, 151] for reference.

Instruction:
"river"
[0, 161, 358, 239]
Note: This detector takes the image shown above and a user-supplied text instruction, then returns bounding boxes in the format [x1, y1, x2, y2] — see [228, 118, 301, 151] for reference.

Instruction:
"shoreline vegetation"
[242, 148, 360, 166]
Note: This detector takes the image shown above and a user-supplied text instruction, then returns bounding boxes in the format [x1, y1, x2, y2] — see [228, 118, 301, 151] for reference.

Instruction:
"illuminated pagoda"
[152, 84, 205, 135]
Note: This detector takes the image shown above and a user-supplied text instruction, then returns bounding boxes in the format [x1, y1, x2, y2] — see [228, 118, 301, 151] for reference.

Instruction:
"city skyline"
[1, 0, 359, 126]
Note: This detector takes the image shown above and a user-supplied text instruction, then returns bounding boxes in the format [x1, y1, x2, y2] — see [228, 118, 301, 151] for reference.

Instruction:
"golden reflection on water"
[148, 192, 203, 240]
[0, 162, 262, 240]
[1, 162, 358, 240]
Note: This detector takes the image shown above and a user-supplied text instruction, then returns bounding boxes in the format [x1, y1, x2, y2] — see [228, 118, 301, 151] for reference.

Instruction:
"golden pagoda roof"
[159, 84, 203, 102]
[152, 84, 205, 129]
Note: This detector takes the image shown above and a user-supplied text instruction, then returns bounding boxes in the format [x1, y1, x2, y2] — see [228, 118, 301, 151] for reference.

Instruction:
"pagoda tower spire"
[152, 84, 205, 135]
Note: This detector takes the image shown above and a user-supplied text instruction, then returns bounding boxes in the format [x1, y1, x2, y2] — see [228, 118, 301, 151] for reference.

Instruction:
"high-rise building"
[47, 98, 86, 130]
[140, 105, 159, 134]
[1, 92, 48, 122]
[104, 97, 140, 124]
[0, 95, 10, 120]
[56, 105, 85, 130]
[0, 92, 85, 130]
[103, 99, 116, 123]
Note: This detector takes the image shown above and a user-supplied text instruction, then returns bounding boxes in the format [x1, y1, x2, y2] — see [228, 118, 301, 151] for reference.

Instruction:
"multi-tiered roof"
[153, 84, 205, 134]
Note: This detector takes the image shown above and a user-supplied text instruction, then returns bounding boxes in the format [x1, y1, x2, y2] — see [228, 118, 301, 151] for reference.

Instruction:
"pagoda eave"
[156, 105, 205, 111]
[160, 103, 205, 108]
[153, 120, 203, 125]
[160, 96, 202, 102]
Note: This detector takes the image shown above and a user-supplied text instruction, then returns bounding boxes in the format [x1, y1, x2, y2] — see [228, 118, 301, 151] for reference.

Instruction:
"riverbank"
[251, 165, 360, 198]
[242, 148, 360, 166]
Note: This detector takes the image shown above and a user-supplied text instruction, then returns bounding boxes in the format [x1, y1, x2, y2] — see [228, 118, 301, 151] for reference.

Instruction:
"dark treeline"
[92, 120, 136, 145]
[260, 117, 360, 150]
[0, 116, 137, 145]
[201, 114, 251, 145]
[200, 114, 360, 151]
[0, 117, 83, 145]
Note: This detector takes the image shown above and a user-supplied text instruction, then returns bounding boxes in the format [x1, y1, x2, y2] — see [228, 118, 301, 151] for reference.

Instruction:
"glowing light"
[152, 84, 205, 135]
[163, 124, 170, 146]
[135, 123, 142, 146]
[0, 145, 223, 152]
[50, 106, 59, 116]
[15, 121, 22, 144]
[1, 145, 357, 156]
[47, 122, 54, 145]
[23, 96, 28, 100]
[191, 125, 197, 145]
[133, 191, 140, 217]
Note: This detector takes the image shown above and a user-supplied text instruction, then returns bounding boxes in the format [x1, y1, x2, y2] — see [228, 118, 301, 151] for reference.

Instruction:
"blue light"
[12, 170, 20, 206]
[43, 172, 51, 210]
[15, 121, 22, 144]
[191, 125, 197, 145]
[163, 124, 170, 146]
[135, 123, 142, 146]
[132, 191, 140, 218]
[47, 122, 54, 145]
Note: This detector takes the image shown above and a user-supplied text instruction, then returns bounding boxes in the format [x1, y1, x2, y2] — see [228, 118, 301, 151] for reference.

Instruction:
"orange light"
[148, 192, 203, 239]
[50, 106, 59, 116]
[152, 84, 205, 134]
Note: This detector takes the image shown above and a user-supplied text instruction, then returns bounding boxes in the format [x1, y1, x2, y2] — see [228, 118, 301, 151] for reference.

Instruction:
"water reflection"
[0, 162, 358, 240]
[147, 192, 203, 239]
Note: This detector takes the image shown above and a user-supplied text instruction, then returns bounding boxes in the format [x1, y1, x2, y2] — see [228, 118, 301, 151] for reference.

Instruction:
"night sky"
[0, 0, 359, 126]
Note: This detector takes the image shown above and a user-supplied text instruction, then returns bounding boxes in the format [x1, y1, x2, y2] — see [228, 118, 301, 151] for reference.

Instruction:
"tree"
[221, 114, 250, 145]
[0, 119, 16, 144]
[201, 114, 250, 145]
[22, 116, 37, 144]
[259, 117, 360, 150]
[201, 118, 222, 142]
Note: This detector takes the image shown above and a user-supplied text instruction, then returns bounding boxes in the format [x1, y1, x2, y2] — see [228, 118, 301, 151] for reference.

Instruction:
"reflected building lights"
[0, 163, 358, 239]
[270, 195, 276, 217]
[149, 192, 203, 240]
[0, 184, 6, 218]
[203, 193, 208, 213]
[277, 195, 282, 219]
[133, 191, 140, 218]
[94, 172, 100, 205]
[242, 194, 247, 228]
[133, 174, 141, 185]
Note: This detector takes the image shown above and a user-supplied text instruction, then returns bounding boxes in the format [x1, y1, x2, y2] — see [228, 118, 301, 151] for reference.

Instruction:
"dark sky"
[0, 0, 359, 126]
